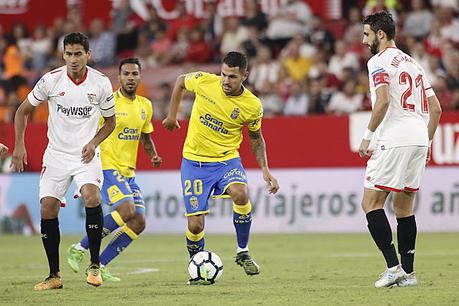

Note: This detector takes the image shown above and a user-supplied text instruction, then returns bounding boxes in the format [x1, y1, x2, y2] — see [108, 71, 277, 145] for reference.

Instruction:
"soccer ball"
[188, 251, 223, 284]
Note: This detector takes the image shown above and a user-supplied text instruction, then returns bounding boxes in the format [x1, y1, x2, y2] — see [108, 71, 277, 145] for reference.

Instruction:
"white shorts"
[39, 149, 103, 201]
[364, 146, 428, 192]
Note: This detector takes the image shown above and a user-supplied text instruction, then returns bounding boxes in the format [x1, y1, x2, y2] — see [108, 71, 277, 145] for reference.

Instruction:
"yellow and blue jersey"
[183, 71, 263, 162]
[100, 89, 153, 177]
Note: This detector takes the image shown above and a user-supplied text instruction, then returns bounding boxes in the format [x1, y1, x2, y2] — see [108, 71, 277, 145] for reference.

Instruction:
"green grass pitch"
[0, 233, 458, 305]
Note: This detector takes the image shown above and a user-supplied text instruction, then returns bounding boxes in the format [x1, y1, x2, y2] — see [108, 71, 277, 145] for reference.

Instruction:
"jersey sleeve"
[184, 71, 209, 92]
[419, 67, 435, 98]
[142, 99, 154, 134]
[368, 58, 390, 90]
[27, 76, 49, 106]
[99, 78, 115, 117]
[247, 102, 263, 132]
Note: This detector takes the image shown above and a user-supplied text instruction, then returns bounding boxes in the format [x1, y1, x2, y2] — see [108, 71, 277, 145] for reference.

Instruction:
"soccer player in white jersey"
[10, 32, 116, 290]
[359, 12, 442, 288]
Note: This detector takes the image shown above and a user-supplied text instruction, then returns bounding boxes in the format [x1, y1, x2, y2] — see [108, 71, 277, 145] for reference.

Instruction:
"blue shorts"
[181, 157, 248, 216]
[101, 169, 145, 215]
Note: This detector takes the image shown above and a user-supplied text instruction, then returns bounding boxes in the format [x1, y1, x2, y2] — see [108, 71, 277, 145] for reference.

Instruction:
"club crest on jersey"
[141, 108, 146, 120]
[87, 93, 98, 104]
[189, 196, 199, 210]
[230, 108, 240, 119]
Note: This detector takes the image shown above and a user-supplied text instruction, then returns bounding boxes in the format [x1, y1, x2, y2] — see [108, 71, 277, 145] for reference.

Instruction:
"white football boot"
[374, 265, 406, 288]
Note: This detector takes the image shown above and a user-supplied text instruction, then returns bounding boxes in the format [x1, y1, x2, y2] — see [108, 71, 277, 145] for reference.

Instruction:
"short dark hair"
[222, 51, 248, 72]
[63, 32, 90, 52]
[362, 11, 396, 41]
[119, 57, 142, 73]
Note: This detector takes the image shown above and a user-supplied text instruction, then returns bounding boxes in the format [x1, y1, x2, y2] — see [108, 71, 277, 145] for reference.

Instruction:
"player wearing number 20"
[359, 11, 442, 288]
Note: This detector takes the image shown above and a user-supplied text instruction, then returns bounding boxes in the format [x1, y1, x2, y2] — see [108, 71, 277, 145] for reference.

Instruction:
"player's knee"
[40, 198, 60, 218]
[188, 221, 204, 234]
[117, 201, 136, 221]
[231, 191, 249, 205]
[129, 215, 146, 234]
[82, 193, 101, 208]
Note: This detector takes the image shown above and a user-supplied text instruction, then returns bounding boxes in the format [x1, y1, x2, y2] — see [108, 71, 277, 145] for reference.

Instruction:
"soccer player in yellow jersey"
[67, 58, 162, 281]
[163, 51, 279, 283]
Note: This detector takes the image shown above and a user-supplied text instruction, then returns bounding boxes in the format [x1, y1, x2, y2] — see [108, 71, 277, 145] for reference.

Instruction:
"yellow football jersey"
[183, 71, 263, 162]
[100, 89, 154, 177]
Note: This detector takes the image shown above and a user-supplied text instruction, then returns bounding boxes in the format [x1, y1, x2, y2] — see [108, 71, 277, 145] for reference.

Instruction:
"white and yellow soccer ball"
[188, 251, 223, 284]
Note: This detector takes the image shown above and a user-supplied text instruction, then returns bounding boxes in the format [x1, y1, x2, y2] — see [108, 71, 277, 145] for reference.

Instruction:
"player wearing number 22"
[163, 51, 280, 283]
[359, 11, 442, 288]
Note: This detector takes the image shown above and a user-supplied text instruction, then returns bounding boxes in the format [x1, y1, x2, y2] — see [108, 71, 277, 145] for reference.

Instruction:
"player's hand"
[151, 155, 162, 167]
[358, 139, 372, 158]
[10, 144, 27, 172]
[162, 116, 180, 131]
[81, 142, 96, 164]
[0, 143, 8, 157]
[263, 170, 279, 194]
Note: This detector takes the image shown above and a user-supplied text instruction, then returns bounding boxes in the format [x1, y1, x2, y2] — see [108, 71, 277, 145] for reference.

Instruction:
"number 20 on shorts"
[184, 179, 203, 195]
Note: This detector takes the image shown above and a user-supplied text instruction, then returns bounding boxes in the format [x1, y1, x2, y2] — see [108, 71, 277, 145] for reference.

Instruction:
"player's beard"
[370, 38, 380, 55]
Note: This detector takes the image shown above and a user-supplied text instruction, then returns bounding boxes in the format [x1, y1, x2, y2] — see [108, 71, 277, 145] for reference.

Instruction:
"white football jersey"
[368, 47, 435, 148]
[28, 65, 115, 158]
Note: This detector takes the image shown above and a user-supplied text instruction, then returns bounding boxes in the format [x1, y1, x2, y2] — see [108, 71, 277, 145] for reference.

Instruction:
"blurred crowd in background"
[0, 0, 458, 124]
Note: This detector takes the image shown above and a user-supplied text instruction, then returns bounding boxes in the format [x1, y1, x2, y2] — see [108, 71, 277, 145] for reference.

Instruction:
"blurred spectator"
[328, 40, 359, 80]
[111, 0, 142, 57]
[403, 0, 433, 39]
[363, 0, 398, 21]
[88, 19, 115, 67]
[283, 81, 309, 115]
[30, 25, 52, 71]
[437, 6, 459, 44]
[424, 19, 445, 58]
[170, 28, 190, 64]
[327, 79, 363, 114]
[265, 0, 312, 40]
[11, 23, 32, 69]
[220, 18, 249, 55]
[434, 75, 456, 110]
[141, 6, 167, 41]
[135, 31, 155, 67]
[308, 77, 332, 114]
[242, 25, 262, 59]
[248, 46, 280, 93]
[185, 27, 211, 63]
[153, 82, 171, 120]
[308, 15, 335, 56]
[279, 40, 311, 83]
[150, 26, 173, 66]
[257, 84, 283, 116]
[3, 36, 24, 79]
[166, 1, 199, 41]
[241, 0, 268, 33]
[202, 1, 224, 46]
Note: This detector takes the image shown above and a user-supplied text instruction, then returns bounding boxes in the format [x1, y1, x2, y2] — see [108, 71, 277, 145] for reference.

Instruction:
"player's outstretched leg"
[232, 201, 260, 276]
[99, 224, 139, 282]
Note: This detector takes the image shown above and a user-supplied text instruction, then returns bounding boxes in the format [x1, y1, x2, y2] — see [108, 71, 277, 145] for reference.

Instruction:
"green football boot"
[67, 244, 85, 273]
[100, 266, 121, 282]
[235, 251, 260, 276]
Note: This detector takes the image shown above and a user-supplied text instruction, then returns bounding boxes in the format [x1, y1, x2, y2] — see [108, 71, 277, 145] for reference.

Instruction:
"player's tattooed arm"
[140, 132, 162, 167]
[248, 129, 267, 168]
[248, 129, 279, 194]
